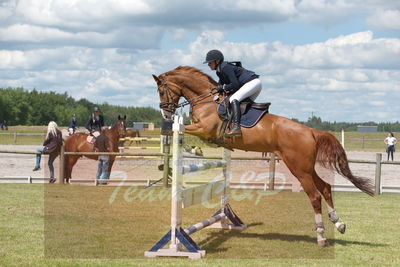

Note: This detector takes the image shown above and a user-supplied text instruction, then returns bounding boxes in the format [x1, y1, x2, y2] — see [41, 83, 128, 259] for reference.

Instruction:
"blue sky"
[0, 0, 399, 122]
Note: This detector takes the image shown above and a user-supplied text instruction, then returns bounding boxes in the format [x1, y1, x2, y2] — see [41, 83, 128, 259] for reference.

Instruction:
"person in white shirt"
[384, 132, 397, 161]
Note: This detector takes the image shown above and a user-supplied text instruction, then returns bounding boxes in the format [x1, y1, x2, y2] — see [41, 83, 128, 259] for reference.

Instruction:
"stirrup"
[225, 127, 242, 137]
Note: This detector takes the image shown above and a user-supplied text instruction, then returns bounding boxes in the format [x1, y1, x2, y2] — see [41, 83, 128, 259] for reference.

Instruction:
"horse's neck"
[104, 127, 119, 142]
[171, 74, 212, 100]
[172, 75, 222, 140]
[174, 76, 218, 119]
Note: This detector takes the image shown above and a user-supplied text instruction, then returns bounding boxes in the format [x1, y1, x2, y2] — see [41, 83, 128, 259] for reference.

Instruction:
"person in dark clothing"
[203, 49, 262, 137]
[68, 114, 78, 135]
[94, 133, 110, 184]
[1, 120, 8, 130]
[85, 107, 104, 137]
[33, 121, 63, 183]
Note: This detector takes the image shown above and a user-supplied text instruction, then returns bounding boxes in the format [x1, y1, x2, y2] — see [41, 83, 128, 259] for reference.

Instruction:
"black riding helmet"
[203, 49, 224, 64]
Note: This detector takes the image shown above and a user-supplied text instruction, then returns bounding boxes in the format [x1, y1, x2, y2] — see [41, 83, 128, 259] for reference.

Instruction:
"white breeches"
[229, 78, 262, 103]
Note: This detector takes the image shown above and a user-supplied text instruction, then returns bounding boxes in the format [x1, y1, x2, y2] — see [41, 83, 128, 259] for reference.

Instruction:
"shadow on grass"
[198, 221, 387, 256]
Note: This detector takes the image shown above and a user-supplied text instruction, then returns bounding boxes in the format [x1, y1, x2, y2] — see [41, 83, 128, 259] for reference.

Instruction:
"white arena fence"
[0, 135, 399, 194]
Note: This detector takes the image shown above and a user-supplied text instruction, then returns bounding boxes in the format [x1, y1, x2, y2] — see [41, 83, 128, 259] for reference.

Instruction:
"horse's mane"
[164, 66, 218, 86]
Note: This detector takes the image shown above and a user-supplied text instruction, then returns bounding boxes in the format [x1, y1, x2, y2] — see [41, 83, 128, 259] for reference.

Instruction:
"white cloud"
[13, 0, 153, 29]
[1, 0, 399, 50]
[367, 9, 400, 31]
[369, 101, 386, 106]
[293, 0, 355, 25]
[2, 29, 399, 122]
[0, 0, 399, 122]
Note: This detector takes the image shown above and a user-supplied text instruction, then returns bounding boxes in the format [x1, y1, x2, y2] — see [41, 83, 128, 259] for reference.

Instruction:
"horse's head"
[116, 115, 127, 137]
[153, 67, 218, 121]
[152, 74, 183, 121]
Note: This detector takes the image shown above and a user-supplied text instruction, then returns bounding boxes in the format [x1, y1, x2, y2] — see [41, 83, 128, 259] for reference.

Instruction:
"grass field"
[0, 184, 399, 266]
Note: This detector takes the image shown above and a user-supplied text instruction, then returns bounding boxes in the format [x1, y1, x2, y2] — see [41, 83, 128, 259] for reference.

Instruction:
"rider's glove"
[216, 85, 224, 95]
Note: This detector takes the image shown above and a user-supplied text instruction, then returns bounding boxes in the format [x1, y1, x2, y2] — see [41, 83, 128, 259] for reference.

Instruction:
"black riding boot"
[225, 100, 242, 137]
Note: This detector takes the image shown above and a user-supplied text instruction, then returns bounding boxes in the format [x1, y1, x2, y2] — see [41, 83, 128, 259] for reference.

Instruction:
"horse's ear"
[123, 115, 126, 120]
[152, 74, 162, 86]
[118, 115, 121, 120]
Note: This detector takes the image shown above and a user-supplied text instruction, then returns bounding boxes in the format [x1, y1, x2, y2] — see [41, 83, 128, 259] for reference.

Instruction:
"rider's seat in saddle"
[86, 131, 101, 144]
[217, 97, 271, 128]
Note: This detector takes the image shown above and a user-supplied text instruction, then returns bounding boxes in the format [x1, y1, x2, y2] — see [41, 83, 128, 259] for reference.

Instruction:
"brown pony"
[64, 115, 127, 183]
[152, 66, 374, 247]
[126, 128, 140, 138]
[119, 128, 141, 148]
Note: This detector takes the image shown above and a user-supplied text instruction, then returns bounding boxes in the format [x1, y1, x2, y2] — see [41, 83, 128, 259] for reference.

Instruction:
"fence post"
[341, 129, 345, 148]
[14, 132, 17, 144]
[161, 119, 173, 188]
[268, 153, 276, 190]
[162, 136, 170, 188]
[58, 144, 65, 184]
[375, 153, 382, 195]
[222, 147, 231, 205]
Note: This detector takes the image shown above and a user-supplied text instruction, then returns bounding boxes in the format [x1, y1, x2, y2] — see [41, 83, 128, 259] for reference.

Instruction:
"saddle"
[86, 135, 96, 144]
[216, 96, 270, 140]
[86, 131, 100, 144]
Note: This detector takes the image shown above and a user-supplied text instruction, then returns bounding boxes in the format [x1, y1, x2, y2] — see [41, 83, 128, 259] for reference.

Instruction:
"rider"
[68, 114, 78, 135]
[85, 107, 104, 137]
[203, 49, 262, 137]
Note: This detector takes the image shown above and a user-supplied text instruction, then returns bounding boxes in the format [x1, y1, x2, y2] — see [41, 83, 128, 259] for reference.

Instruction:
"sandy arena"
[0, 144, 398, 191]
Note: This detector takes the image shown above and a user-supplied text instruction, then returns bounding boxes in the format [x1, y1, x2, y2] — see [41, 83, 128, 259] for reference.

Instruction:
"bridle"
[110, 119, 126, 138]
[158, 79, 217, 115]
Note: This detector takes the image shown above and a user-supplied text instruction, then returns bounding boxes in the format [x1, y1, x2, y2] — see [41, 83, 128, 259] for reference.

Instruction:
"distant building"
[357, 125, 378, 132]
[132, 122, 155, 130]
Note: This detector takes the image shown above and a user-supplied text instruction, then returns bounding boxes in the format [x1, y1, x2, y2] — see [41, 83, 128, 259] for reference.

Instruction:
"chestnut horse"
[64, 115, 127, 183]
[152, 66, 374, 247]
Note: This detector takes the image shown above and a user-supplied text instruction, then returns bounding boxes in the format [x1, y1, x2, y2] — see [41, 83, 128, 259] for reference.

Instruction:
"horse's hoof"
[318, 239, 329, 247]
[336, 222, 346, 234]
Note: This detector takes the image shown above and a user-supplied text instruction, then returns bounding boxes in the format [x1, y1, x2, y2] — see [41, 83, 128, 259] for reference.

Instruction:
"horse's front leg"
[184, 123, 202, 135]
[185, 123, 215, 140]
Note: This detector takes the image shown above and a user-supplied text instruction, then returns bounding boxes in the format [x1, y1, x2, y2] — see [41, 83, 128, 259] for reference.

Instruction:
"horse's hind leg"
[312, 170, 346, 234]
[281, 155, 328, 246]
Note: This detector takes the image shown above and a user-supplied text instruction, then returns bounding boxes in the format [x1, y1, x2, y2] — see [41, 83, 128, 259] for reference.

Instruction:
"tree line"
[0, 87, 162, 127]
[1, 87, 399, 132]
[294, 115, 400, 132]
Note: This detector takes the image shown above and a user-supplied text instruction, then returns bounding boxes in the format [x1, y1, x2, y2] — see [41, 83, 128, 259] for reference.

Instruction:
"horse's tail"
[313, 130, 375, 196]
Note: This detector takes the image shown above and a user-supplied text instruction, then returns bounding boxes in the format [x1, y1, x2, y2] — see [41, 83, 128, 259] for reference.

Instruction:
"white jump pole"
[145, 114, 245, 259]
[170, 114, 184, 251]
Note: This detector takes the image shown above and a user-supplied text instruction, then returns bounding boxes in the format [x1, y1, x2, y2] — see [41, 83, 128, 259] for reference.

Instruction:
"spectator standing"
[384, 132, 397, 161]
[33, 121, 63, 183]
[93, 133, 110, 184]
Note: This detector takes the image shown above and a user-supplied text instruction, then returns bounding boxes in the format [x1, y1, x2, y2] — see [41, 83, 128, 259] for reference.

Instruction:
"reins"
[159, 80, 218, 113]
